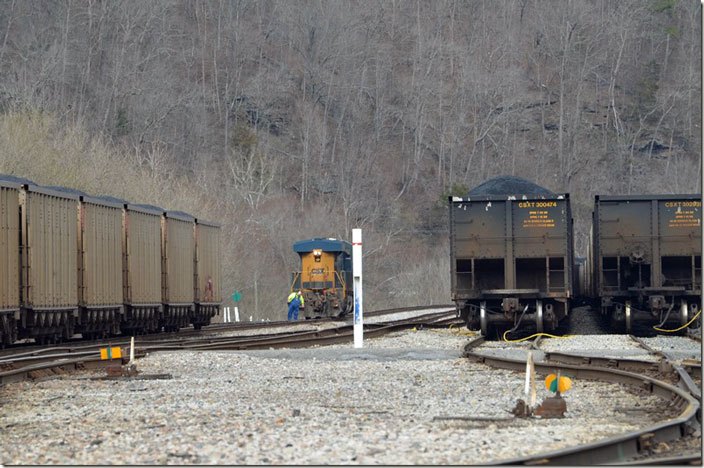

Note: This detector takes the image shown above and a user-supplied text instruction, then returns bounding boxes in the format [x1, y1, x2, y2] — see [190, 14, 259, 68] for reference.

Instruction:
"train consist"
[290, 238, 353, 319]
[449, 176, 701, 337]
[585, 195, 701, 333]
[0, 176, 221, 346]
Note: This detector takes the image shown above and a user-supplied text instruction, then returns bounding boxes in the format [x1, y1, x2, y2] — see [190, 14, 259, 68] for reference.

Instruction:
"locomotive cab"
[291, 238, 353, 319]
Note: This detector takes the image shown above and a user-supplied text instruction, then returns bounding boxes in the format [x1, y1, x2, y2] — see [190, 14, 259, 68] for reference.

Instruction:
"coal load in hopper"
[467, 175, 555, 196]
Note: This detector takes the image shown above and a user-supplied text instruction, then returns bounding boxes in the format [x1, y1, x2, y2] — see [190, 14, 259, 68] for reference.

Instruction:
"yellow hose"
[425, 323, 478, 336]
[653, 310, 701, 333]
[502, 329, 574, 343]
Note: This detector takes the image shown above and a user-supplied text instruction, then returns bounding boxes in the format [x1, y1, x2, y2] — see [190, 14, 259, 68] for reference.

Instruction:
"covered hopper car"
[449, 183, 574, 337]
[587, 195, 701, 333]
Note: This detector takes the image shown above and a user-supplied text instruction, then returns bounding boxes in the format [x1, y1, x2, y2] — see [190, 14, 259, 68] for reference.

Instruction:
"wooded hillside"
[0, 0, 700, 320]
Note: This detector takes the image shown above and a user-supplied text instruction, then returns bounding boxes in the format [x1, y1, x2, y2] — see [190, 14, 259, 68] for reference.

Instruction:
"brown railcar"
[161, 211, 195, 331]
[590, 195, 701, 333]
[19, 184, 79, 342]
[76, 195, 124, 338]
[122, 204, 163, 333]
[193, 219, 221, 328]
[0, 174, 222, 345]
[449, 194, 574, 336]
[0, 180, 20, 345]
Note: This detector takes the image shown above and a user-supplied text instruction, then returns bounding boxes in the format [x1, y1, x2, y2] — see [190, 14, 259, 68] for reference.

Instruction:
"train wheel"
[625, 301, 632, 334]
[676, 301, 691, 336]
[680, 301, 689, 328]
[535, 300, 544, 334]
[479, 302, 489, 336]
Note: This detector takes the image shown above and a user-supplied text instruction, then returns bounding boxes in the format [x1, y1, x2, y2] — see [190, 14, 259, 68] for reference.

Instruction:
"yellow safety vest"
[298, 294, 304, 306]
[287, 292, 297, 304]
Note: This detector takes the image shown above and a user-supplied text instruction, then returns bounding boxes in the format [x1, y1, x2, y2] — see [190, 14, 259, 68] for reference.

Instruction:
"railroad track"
[536, 335, 702, 406]
[463, 335, 701, 465]
[0, 307, 458, 385]
[0, 304, 454, 356]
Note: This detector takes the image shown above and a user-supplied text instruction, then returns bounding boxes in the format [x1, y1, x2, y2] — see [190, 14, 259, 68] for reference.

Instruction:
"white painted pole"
[234, 306, 240, 322]
[524, 351, 531, 399]
[529, 356, 537, 408]
[129, 336, 135, 365]
[353, 229, 363, 348]
[524, 351, 536, 409]
[224, 307, 230, 323]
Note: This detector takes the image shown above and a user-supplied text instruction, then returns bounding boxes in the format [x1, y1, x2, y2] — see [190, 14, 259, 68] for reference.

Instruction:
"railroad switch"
[93, 364, 171, 381]
[533, 395, 567, 418]
[105, 361, 139, 377]
[511, 396, 567, 418]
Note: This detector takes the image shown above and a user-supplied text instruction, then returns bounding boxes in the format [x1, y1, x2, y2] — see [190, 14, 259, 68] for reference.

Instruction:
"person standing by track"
[287, 291, 303, 321]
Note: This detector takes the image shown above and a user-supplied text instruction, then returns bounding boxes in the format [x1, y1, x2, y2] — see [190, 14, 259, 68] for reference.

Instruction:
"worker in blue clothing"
[287, 291, 304, 321]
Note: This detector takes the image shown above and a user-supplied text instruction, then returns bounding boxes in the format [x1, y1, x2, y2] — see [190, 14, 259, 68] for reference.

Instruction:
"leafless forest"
[0, 0, 700, 320]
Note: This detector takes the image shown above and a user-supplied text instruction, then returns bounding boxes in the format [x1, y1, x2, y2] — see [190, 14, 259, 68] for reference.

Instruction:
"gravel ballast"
[0, 329, 688, 465]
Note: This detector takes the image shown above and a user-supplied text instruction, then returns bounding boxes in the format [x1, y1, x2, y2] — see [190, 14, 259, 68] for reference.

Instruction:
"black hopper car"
[586, 195, 701, 333]
[449, 177, 574, 337]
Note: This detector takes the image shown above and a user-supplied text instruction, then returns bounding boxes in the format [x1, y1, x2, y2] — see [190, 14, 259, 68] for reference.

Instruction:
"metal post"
[524, 351, 536, 409]
[129, 336, 135, 365]
[234, 306, 240, 322]
[353, 229, 363, 348]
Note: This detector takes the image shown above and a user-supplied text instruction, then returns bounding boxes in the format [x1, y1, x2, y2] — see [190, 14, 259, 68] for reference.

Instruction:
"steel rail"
[629, 335, 702, 404]
[203, 303, 455, 330]
[0, 304, 455, 358]
[0, 354, 146, 385]
[613, 454, 702, 465]
[543, 351, 702, 401]
[127, 311, 459, 352]
[0, 310, 457, 366]
[462, 343, 700, 465]
[0, 311, 460, 385]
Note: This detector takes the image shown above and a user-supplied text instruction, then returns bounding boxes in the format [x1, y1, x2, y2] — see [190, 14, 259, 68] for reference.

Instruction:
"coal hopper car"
[193, 218, 222, 329]
[589, 195, 701, 333]
[0, 179, 21, 345]
[449, 177, 574, 337]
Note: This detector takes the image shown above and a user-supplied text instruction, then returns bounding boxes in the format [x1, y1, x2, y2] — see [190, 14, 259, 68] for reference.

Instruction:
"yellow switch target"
[545, 373, 571, 392]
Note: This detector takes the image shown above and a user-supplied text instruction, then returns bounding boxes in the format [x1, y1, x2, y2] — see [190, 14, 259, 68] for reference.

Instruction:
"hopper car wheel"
[625, 301, 632, 334]
[680, 301, 689, 328]
[479, 302, 489, 336]
[535, 301, 544, 334]
[678, 301, 690, 336]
